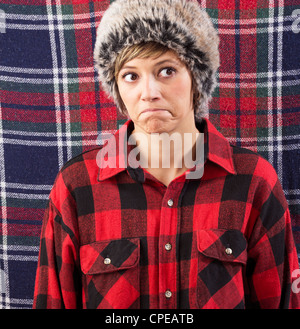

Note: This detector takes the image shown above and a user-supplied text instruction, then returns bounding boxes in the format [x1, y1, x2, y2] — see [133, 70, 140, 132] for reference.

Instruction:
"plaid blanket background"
[0, 0, 299, 309]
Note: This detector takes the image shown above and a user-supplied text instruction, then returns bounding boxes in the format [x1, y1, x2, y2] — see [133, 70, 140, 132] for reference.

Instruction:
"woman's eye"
[159, 67, 176, 77]
[123, 73, 138, 82]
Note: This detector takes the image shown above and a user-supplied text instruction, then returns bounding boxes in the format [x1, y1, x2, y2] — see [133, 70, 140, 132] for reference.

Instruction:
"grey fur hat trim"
[94, 0, 220, 118]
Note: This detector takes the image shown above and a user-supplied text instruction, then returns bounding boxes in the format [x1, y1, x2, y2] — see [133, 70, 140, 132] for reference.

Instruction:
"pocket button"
[225, 248, 233, 255]
[104, 258, 112, 265]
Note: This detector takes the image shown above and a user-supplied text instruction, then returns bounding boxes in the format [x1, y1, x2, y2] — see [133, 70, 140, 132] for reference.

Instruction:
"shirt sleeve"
[33, 174, 81, 309]
[245, 175, 300, 309]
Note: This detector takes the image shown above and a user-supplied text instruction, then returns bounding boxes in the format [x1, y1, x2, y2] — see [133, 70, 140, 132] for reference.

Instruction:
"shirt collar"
[98, 120, 133, 182]
[98, 118, 236, 182]
[202, 118, 236, 175]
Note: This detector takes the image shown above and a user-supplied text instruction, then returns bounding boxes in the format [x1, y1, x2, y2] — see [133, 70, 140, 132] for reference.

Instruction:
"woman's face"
[117, 50, 195, 135]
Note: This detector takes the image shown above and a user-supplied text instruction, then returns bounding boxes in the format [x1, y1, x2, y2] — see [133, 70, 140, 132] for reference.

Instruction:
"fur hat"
[94, 0, 220, 118]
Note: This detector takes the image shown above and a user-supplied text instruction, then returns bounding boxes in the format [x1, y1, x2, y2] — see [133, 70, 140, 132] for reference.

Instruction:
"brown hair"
[114, 42, 200, 115]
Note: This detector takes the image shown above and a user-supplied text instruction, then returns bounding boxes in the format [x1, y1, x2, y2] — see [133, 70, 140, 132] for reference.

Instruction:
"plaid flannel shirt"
[33, 118, 300, 309]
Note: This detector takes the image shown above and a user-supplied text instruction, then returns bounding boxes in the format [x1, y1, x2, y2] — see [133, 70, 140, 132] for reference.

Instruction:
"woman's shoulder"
[60, 147, 102, 173]
[231, 144, 279, 184]
[52, 147, 103, 193]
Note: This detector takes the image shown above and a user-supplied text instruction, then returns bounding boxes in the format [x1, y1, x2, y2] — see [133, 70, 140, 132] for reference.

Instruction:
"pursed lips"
[141, 108, 169, 114]
[138, 108, 172, 119]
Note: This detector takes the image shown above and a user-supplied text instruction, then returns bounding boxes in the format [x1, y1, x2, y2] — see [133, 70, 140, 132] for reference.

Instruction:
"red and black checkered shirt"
[33, 118, 300, 309]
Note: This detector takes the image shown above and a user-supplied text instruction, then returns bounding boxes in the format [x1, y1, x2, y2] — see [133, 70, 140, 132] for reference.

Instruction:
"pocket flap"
[197, 229, 247, 264]
[80, 238, 140, 275]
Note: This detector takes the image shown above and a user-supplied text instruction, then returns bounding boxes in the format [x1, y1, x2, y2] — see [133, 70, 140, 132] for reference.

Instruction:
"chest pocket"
[196, 229, 247, 309]
[80, 238, 140, 309]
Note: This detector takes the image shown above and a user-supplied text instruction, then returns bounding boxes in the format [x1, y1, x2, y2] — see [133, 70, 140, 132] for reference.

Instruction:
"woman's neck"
[130, 125, 200, 186]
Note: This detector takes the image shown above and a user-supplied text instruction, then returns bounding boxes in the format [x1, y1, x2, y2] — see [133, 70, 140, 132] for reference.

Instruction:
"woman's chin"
[142, 118, 174, 134]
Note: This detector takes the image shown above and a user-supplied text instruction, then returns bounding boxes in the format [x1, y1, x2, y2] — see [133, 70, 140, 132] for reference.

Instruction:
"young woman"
[33, 0, 300, 309]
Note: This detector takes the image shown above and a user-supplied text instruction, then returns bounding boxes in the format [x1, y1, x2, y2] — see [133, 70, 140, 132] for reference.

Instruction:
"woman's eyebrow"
[120, 64, 137, 70]
[121, 59, 182, 71]
[154, 59, 182, 67]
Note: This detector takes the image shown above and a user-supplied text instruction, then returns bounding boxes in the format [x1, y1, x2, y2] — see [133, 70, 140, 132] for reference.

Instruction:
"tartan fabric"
[33, 119, 300, 309]
[0, 0, 299, 309]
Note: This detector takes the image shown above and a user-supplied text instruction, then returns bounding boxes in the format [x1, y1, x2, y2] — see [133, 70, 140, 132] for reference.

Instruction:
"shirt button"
[165, 243, 172, 251]
[104, 258, 111, 265]
[225, 248, 233, 255]
[165, 290, 172, 299]
[167, 199, 174, 207]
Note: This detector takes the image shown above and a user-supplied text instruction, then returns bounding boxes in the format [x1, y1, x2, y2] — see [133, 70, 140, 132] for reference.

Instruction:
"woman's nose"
[140, 76, 160, 102]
